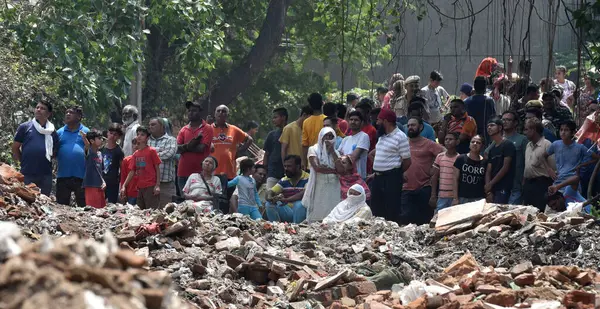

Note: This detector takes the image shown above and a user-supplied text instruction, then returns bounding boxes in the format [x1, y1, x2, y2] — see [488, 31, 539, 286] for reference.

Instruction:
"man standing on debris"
[484, 118, 516, 204]
[264, 108, 287, 191]
[266, 155, 309, 223]
[149, 117, 177, 207]
[177, 101, 213, 198]
[544, 120, 587, 195]
[370, 109, 411, 223]
[338, 110, 370, 179]
[430, 132, 459, 211]
[56, 106, 89, 207]
[121, 105, 140, 157]
[523, 119, 555, 211]
[401, 117, 444, 224]
[498, 111, 528, 205]
[12, 100, 59, 196]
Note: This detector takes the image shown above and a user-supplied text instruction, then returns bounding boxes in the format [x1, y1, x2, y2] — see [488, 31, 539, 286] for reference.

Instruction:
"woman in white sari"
[323, 184, 372, 224]
[182, 156, 223, 213]
[303, 127, 341, 222]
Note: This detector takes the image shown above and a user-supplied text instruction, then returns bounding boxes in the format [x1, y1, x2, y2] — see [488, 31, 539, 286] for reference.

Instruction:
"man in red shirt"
[355, 100, 378, 174]
[121, 126, 162, 209]
[176, 100, 214, 192]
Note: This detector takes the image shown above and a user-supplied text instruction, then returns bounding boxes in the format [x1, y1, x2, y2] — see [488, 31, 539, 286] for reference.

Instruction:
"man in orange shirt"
[212, 105, 253, 202]
[439, 98, 477, 154]
[302, 93, 326, 169]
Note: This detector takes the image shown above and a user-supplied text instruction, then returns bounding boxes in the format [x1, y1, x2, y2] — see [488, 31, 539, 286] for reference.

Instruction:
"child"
[227, 158, 262, 219]
[431, 132, 460, 211]
[120, 138, 139, 205]
[121, 126, 162, 209]
[82, 130, 106, 208]
[101, 123, 124, 203]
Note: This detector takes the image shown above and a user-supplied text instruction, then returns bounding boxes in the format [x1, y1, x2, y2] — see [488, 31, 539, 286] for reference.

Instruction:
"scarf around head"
[324, 184, 367, 223]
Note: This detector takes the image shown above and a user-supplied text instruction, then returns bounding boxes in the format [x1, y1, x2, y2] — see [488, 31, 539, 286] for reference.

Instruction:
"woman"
[182, 156, 223, 213]
[337, 155, 371, 200]
[573, 74, 597, 125]
[452, 135, 487, 205]
[302, 127, 341, 222]
[490, 75, 511, 115]
[323, 184, 372, 224]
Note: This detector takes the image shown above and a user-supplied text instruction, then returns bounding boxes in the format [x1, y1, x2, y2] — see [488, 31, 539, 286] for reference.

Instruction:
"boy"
[101, 123, 124, 203]
[120, 138, 139, 205]
[431, 132, 459, 211]
[121, 126, 162, 209]
[82, 130, 106, 208]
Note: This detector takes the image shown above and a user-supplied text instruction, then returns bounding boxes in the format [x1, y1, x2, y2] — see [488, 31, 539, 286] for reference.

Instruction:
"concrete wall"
[310, 0, 580, 94]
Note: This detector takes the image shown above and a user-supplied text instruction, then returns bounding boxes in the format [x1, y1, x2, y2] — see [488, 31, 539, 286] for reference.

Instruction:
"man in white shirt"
[338, 110, 370, 179]
[421, 70, 449, 135]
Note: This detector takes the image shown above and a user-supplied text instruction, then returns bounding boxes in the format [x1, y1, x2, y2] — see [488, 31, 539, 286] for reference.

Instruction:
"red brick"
[563, 290, 595, 308]
[292, 270, 311, 280]
[513, 273, 535, 286]
[484, 291, 517, 307]
[347, 281, 377, 298]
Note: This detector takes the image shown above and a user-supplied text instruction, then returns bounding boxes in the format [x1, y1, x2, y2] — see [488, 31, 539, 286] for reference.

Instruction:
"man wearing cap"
[439, 98, 477, 154]
[459, 83, 473, 100]
[177, 101, 214, 196]
[370, 108, 411, 223]
[421, 70, 449, 134]
[393, 75, 427, 121]
[542, 91, 573, 136]
[484, 117, 516, 204]
[122, 105, 140, 157]
[56, 106, 90, 207]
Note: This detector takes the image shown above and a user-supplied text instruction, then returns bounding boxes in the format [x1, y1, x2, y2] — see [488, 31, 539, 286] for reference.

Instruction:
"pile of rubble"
[1, 164, 600, 308]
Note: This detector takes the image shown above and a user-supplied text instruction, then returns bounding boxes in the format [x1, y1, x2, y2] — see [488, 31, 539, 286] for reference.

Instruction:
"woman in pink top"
[430, 132, 460, 211]
[336, 155, 371, 200]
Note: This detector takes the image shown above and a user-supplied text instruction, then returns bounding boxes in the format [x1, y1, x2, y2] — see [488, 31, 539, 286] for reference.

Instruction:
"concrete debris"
[1, 164, 600, 308]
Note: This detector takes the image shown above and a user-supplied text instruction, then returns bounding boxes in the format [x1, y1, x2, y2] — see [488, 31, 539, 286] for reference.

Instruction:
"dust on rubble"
[1, 164, 600, 308]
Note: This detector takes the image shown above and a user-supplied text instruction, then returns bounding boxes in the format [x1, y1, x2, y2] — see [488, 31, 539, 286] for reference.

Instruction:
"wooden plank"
[435, 199, 486, 228]
[256, 253, 319, 269]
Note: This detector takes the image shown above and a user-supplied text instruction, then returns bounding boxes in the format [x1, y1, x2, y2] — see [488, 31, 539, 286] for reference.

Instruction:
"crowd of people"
[11, 57, 600, 225]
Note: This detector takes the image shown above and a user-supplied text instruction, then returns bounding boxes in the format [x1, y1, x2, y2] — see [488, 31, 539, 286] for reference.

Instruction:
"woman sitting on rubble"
[323, 184, 372, 224]
[336, 155, 371, 200]
[182, 156, 223, 213]
[302, 127, 341, 222]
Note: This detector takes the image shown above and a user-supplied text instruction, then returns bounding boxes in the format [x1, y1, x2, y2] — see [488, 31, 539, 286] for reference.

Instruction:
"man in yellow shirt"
[302, 93, 326, 169]
[280, 105, 311, 166]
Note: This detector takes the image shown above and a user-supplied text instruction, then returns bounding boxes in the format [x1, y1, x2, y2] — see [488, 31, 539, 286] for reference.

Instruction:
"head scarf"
[323, 184, 368, 223]
[475, 57, 498, 78]
[315, 127, 337, 168]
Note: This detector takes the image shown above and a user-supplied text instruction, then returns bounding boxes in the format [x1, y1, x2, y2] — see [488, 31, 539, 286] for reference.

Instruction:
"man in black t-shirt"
[484, 118, 516, 204]
[101, 123, 125, 203]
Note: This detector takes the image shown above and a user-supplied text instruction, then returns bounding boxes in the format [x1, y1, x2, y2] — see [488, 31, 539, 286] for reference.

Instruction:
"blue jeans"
[24, 174, 52, 196]
[508, 188, 522, 205]
[127, 197, 137, 205]
[436, 197, 453, 211]
[266, 201, 306, 223]
[494, 189, 510, 204]
[238, 205, 262, 220]
[459, 197, 482, 204]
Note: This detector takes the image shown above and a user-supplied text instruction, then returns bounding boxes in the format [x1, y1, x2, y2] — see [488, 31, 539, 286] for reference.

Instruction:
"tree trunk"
[207, 0, 293, 107]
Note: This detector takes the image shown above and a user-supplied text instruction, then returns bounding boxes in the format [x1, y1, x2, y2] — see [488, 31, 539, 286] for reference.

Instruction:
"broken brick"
[346, 281, 377, 298]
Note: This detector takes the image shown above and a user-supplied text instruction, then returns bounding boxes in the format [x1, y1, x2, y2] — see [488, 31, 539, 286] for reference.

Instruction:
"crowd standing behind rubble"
[4, 57, 600, 308]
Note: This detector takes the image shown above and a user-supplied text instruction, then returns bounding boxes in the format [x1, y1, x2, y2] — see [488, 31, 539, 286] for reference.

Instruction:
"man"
[323, 102, 345, 138]
[281, 105, 311, 161]
[544, 120, 588, 195]
[421, 70, 449, 133]
[245, 121, 259, 138]
[439, 98, 477, 154]
[302, 93, 325, 168]
[264, 108, 287, 190]
[401, 117, 444, 225]
[347, 93, 360, 108]
[465, 76, 496, 145]
[509, 84, 540, 132]
[231, 164, 267, 216]
[554, 65, 576, 108]
[238, 120, 260, 159]
[459, 83, 473, 100]
[498, 111, 528, 204]
[212, 104, 253, 198]
[542, 91, 573, 136]
[407, 100, 436, 141]
[484, 118, 516, 204]
[122, 105, 140, 156]
[55, 106, 89, 207]
[266, 155, 309, 223]
[370, 109, 411, 223]
[338, 111, 370, 179]
[12, 100, 59, 196]
[523, 119, 555, 211]
[148, 117, 177, 207]
[376, 87, 388, 106]
[101, 123, 124, 203]
[177, 101, 213, 194]
[524, 107, 557, 142]
[355, 101, 379, 173]
[336, 103, 349, 133]
[393, 75, 424, 120]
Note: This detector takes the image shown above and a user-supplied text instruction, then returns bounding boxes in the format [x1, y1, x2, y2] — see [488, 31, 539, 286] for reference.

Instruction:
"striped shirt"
[373, 128, 411, 172]
[271, 171, 310, 207]
[148, 134, 177, 183]
[433, 152, 459, 198]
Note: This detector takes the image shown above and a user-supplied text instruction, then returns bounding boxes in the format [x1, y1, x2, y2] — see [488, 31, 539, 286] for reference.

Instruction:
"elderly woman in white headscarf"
[302, 127, 341, 222]
[323, 184, 372, 224]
